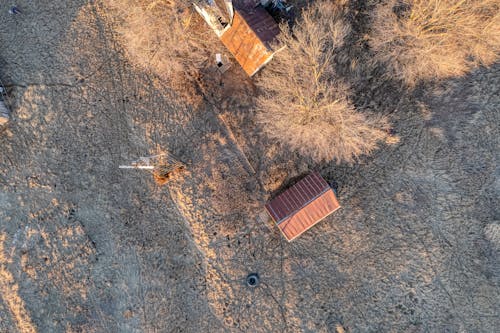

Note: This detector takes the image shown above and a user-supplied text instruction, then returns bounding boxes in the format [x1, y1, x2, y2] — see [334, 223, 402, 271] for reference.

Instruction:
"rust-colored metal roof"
[219, 4, 280, 76]
[265, 172, 341, 241]
[233, 1, 281, 44]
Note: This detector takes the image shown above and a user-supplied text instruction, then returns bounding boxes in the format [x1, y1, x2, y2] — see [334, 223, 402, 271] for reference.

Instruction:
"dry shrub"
[107, 0, 218, 104]
[255, 1, 389, 164]
[153, 165, 184, 185]
[370, 0, 500, 85]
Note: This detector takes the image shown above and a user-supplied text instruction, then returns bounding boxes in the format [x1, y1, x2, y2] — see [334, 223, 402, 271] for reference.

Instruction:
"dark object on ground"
[246, 273, 260, 287]
[9, 6, 22, 15]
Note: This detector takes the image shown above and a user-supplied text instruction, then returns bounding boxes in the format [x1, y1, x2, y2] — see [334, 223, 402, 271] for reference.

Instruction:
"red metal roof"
[265, 172, 341, 241]
[219, 3, 280, 76]
[233, 1, 281, 45]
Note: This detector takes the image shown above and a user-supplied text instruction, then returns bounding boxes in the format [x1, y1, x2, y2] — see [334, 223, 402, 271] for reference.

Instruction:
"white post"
[118, 165, 155, 170]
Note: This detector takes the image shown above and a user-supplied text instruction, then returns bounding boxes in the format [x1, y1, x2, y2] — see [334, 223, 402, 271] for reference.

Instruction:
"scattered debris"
[216, 53, 223, 67]
[261, 0, 293, 12]
[215, 53, 232, 74]
[336, 323, 346, 333]
[119, 153, 185, 185]
[123, 309, 134, 319]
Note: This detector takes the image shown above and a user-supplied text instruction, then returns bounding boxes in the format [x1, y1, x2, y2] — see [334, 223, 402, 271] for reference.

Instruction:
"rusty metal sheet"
[265, 172, 330, 223]
[234, 2, 281, 45]
[277, 189, 340, 241]
[265, 172, 341, 241]
[219, 5, 278, 75]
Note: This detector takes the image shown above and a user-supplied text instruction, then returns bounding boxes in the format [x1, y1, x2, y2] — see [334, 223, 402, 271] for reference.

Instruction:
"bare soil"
[0, 1, 498, 332]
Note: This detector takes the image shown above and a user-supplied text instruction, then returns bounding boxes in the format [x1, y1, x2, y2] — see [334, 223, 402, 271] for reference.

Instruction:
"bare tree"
[369, 0, 500, 85]
[255, 1, 390, 164]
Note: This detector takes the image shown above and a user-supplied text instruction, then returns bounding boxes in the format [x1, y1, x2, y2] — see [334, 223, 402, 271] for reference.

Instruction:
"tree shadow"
[209, 0, 500, 331]
[0, 2, 226, 332]
[1, 0, 498, 332]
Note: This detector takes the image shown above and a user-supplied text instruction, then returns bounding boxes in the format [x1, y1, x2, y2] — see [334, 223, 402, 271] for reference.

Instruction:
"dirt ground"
[0, 1, 498, 332]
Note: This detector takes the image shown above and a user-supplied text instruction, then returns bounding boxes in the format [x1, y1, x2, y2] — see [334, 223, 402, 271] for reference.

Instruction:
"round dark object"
[246, 273, 260, 287]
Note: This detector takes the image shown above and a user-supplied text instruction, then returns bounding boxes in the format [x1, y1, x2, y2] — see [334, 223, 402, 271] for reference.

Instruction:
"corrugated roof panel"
[285, 185, 302, 209]
[278, 189, 341, 241]
[307, 172, 328, 193]
[219, 5, 278, 76]
[234, 2, 281, 44]
[236, 33, 258, 67]
[265, 172, 331, 223]
[296, 178, 315, 200]
[265, 172, 340, 241]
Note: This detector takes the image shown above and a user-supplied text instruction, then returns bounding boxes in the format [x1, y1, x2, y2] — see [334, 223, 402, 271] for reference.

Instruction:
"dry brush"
[107, 0, 219, 104]
[369, 0, 500, 85]
[255, 1, 390, 164]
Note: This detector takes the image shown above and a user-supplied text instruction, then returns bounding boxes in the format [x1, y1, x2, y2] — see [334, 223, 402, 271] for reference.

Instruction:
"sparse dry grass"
[255, 1, 390, 164]
[0, 234, 36, 333]
[370, 0, 500, 85]
[1, 0, 500, 331]
[107, 0, 218, 104]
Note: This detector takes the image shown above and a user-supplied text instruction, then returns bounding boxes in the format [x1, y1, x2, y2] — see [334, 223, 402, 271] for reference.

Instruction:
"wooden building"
[194, 0, 280, 76]
[265, 172, 341, 241]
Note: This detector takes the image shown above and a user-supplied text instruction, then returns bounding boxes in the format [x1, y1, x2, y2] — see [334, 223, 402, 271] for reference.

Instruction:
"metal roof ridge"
[275, 187, 331, 225]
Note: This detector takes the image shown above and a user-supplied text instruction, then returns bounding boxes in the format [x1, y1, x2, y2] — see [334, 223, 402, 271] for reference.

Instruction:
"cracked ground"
[0, 1, 499, 332]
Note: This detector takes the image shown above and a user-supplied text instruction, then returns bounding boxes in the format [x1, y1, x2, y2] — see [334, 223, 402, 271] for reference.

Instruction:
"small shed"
[194, 0, 280, 76]
[265, 172, 341, 241]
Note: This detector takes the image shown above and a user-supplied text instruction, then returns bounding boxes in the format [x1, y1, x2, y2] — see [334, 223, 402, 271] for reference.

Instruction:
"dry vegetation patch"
[107, 0, 218, 105]
[255, 1, 390, 164]
[1, 1, 499, 332]
[370, 0, 500, 85]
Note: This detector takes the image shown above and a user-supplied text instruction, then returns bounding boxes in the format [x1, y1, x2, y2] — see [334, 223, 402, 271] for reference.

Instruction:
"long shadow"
[2, 1, 497, 332]
[0, 2, 226, 332]
[212, 1, 500, 331]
